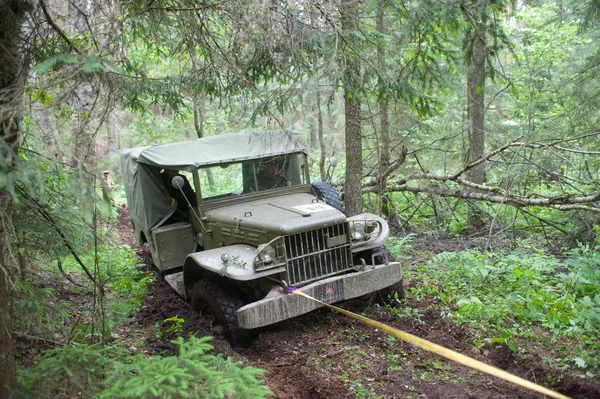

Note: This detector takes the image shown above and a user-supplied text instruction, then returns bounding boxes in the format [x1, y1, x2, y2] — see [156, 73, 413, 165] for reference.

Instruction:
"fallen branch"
[361, 183, 600, 213]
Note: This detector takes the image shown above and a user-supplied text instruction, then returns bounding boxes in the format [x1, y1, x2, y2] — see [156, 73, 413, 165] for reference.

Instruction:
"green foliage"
[10, 232, 149, 344]
[10, 280, 69, 339]
[218, 255, 247, 277]
[163, 315, 185, 335]
[30, 54, 108, 75]
[12, 158, 115, 263]
[61, 243, 152, 340]
[385, 234, 415, 256]
[101, 336, 272, 399]
[425, 248, 600, 336]
[16, 342, 131, 399]
[17, 336, 271, 399]
[409, 243, 600, 371]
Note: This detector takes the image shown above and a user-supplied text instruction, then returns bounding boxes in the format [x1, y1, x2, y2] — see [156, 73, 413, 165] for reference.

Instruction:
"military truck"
[121, 130, 402, 344]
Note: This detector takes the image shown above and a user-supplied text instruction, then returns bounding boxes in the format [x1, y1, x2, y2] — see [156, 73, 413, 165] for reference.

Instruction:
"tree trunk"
[107, 110, 118, 155]
[317, 90, 327, 181]
[33, 102, 59, 161]
[340, 0, 363, 216]
[193, 95, 203, 139]
[310, 100, 318, 151]
[377, 0, 390, 217]
[466, 16, 486, 229]
[0, 191, 17, 398]
[69, 0, 97, 174]
[193, 95, 214, 187]
[0, 1, 29, 394]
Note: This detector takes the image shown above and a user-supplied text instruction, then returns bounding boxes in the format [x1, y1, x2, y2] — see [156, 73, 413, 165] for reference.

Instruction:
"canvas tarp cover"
[136, 130, 308, 173]
[121, 131, 308, 234]
[121, 147, 174, 236]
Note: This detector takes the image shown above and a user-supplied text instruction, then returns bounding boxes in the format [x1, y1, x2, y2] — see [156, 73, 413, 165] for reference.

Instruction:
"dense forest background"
[1, 0, 600, 397]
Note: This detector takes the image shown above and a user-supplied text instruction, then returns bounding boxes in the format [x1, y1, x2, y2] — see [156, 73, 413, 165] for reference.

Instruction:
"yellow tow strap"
[292, 290, 571, 399]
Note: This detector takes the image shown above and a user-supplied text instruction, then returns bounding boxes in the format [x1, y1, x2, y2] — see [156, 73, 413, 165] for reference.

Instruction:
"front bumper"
[237, 262, 402, 329]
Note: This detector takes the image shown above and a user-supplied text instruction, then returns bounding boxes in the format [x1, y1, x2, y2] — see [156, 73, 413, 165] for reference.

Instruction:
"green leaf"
[30, 57, 58, 74]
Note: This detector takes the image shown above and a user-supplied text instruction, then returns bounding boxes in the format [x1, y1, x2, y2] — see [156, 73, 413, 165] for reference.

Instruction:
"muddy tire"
[353, 245, 395, 266]
[311, 181, 344, 213]
[191, 277, 255, 347]
[354, 247, 404, 303]
[378, 279, 405, 302]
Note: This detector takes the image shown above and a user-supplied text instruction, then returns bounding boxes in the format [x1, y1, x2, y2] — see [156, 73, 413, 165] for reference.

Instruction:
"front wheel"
[190, 277, 255, 347]
[378, 279, 405, 302]
[354, 247, 405, 303]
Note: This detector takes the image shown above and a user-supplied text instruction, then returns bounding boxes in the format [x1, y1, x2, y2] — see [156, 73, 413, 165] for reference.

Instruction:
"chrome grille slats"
[284, 223, 352, 285]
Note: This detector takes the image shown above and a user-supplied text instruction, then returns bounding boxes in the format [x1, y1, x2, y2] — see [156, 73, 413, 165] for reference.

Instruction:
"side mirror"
[172, 175, 184, 190]
[326, 156, 338, 182]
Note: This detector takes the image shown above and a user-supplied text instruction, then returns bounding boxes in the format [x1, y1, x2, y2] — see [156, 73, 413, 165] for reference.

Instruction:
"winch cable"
[284, 285, 571, 399]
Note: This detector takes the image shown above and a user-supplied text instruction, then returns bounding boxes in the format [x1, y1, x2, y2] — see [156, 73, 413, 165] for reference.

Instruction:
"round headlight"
[259, 245, 277, 263]
[350, 223, 365, 240]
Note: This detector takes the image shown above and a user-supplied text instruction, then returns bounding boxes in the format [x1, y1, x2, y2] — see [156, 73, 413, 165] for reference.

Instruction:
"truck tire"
[311, 181, 344, 213]
[378, 279, 405, 302]
[354, 245, 395, 266]
[354, 246, 405, 303]
[191, 277, 255, 347]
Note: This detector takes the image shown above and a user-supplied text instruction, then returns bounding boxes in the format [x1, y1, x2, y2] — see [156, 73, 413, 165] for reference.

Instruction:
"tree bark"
[0, 0, 29, 394]
[193, 95, 203, 139]
[107, 110, 118, 155]
[33, 102, 59, 161]
[340, 0, 363, 216]
[317, 90, 327, 181]
[466, 13, 486, 229]
[376, 0, 390, 216]
[69, 0, 97, 174]
[193, 95, 214, 187]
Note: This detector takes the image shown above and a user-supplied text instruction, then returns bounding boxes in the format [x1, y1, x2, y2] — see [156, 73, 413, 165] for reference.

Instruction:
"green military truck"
[122, 130, 402, 344]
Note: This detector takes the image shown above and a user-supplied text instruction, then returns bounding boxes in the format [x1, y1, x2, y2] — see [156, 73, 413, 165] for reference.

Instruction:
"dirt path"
[119, 207, 599, 399]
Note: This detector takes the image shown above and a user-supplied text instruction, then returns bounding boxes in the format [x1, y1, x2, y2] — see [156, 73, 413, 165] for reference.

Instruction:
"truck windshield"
[199, 153, 307, 201]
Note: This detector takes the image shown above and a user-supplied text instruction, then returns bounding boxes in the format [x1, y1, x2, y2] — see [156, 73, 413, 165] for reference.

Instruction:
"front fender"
[183, 244, 285, 298]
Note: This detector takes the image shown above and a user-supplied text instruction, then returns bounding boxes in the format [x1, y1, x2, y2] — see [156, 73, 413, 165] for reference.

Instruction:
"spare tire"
[311, 181, 344, 213]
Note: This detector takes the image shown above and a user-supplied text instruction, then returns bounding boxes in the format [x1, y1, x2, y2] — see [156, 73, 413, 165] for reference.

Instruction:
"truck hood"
[204, 192, 346, 235]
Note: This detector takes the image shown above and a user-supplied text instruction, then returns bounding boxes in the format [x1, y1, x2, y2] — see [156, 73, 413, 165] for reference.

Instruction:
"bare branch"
[39, 0, 82, 55]
[451, 135, 524, 180]
[362, 183, 600, 213]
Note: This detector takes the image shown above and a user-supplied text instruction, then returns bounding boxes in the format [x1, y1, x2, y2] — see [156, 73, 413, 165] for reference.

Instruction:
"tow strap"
[284, 284, 570, 399]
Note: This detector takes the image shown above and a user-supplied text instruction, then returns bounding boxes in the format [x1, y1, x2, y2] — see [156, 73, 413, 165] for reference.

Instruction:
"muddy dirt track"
[123, 207, 598, 399]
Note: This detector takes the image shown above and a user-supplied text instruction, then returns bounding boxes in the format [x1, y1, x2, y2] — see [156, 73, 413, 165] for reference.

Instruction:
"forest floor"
[117, 206, 600, 399]
[19, 206, 599, 399]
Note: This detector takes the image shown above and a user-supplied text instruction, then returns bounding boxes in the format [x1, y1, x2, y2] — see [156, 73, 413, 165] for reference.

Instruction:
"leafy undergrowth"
[12, 207, 271, 399]
[15, 335, 271, 399]
[409, 243, 600, 378]
[12, 208, 600, 399]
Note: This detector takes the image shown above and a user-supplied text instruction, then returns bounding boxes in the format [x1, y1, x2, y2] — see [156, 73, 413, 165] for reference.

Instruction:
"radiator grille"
[284, 223, 352, 285]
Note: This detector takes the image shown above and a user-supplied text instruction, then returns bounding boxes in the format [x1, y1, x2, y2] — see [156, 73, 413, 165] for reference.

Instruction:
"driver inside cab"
[257, 157, 291, 191]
